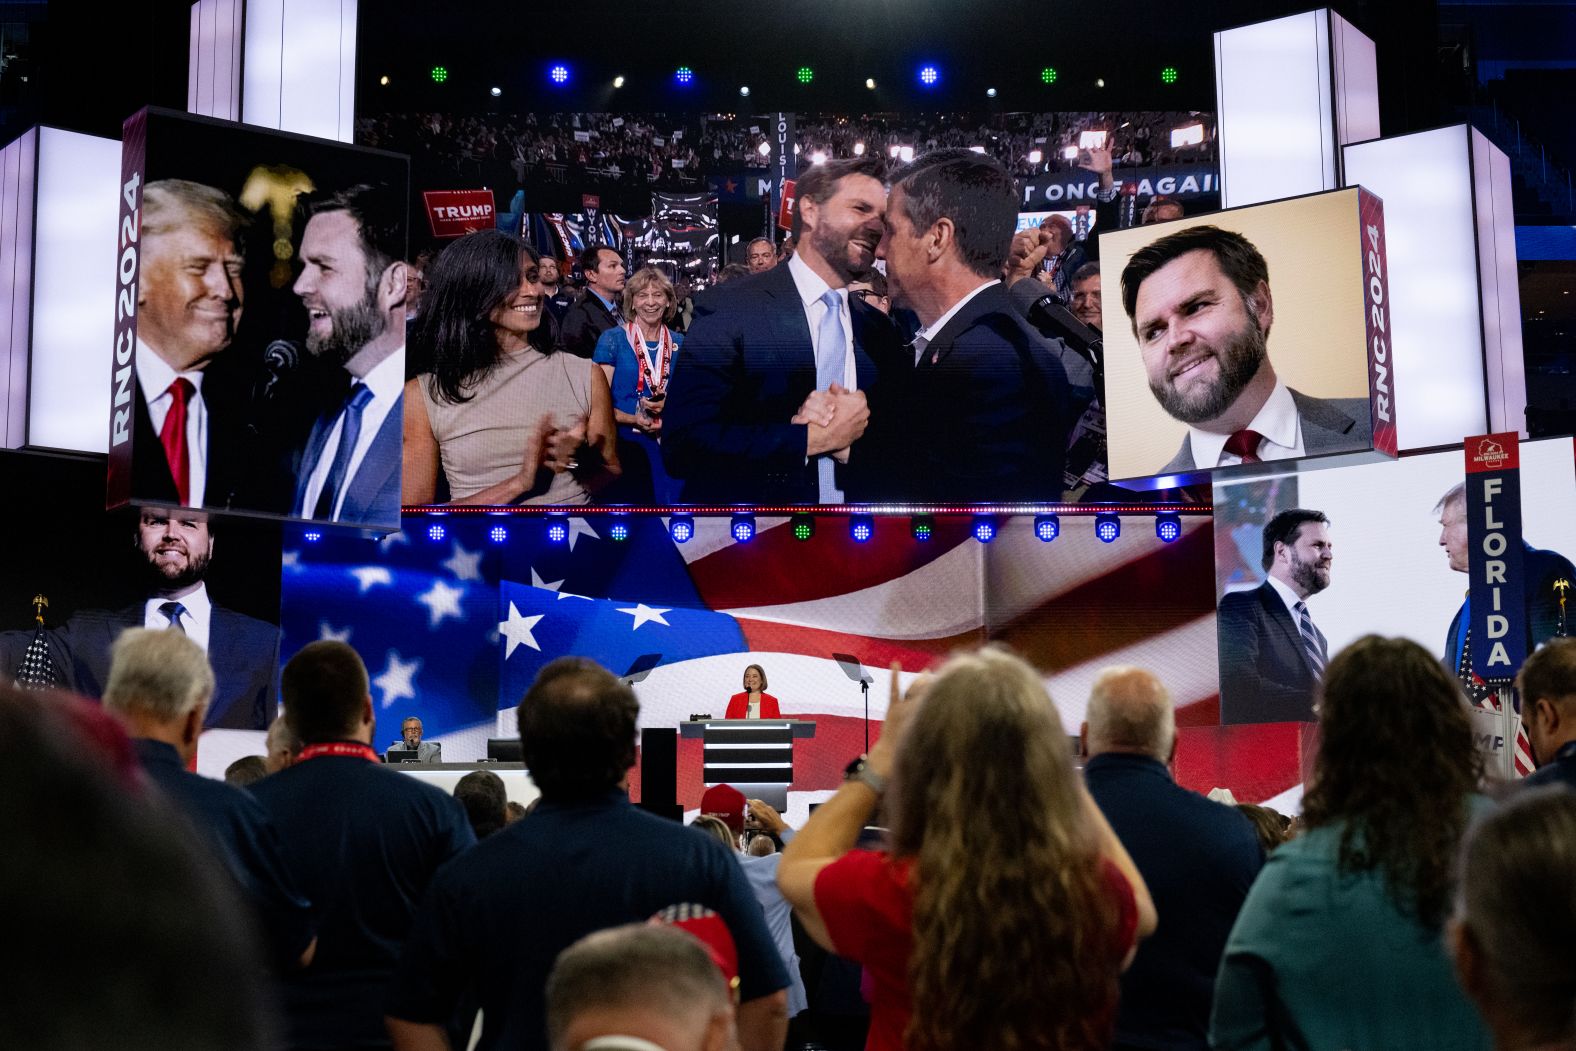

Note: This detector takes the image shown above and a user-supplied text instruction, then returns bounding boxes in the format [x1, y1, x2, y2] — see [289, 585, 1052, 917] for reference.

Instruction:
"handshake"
[795, 383, 869, 461]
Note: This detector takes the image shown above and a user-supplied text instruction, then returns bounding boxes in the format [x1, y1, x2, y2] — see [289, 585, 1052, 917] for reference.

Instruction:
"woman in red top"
[778, 648, 1157, 1051]
[724, 664, 780, 719]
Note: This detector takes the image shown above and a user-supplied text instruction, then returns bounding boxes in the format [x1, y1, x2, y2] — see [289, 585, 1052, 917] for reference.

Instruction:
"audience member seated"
[1211, 635, 1493, 1051]
[385, 656, 789, 1051]
[1450, 787, 1576, 1051]
[103, 628, 315, 971]
[505, 800, 529, 824]
[1081, 666, 1263, 1051]
[545, 923, 739, 1051]
[266, 713, 302, 773]
[1235, 804, 1292, 855]
[0, 682, 273, 1051]
[224, 754, 269, 787]
[1515, 636, 1576, 790]
[251, 641, 474, 1051]
[388, 715, 442, 762]
[454, 769, 509, 840]
[778, 650, 1156, 1051]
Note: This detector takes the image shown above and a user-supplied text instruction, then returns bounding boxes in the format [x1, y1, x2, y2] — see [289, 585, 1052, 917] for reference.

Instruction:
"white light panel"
[242, 0, 359, 142]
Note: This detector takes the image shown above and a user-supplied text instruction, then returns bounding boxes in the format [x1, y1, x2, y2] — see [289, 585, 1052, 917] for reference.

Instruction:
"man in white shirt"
[132, 180, 249, 508]
[1217, 508, 1333, 724]
[291, 184, 408, 528]
[1120, 225, 1372, 474]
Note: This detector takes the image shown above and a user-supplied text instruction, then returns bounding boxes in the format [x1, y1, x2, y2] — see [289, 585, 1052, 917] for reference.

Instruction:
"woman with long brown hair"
[1211, 635, 1492, 1051]
[778, 648, 1156, 1051]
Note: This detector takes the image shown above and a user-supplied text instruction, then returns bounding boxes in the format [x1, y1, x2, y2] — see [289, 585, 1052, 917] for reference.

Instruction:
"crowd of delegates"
[13, 616, 1576, 1050]
[357, 110, 1216, 190]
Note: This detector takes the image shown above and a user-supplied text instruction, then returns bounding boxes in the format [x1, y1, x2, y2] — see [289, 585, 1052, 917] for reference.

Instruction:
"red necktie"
[159, 378, 194, 504]
[1223, 428, 1263, 464]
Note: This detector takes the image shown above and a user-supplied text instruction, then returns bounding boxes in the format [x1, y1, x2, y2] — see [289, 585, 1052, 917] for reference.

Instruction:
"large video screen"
[108, 108, 410, 531]
[1100, 187, 1388, 483]
[360, 109, 1217, 509]
[1212, 437, 1576, 726]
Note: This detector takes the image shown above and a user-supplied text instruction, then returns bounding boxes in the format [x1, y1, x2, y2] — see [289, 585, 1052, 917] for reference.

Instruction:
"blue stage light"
[1095, 512, 1121, 543]
[545, 517, 569, 544]
[971, 515, 996, 543]
[549, 64, 570, 85]
[1034, 514, 1060, 542]
[675, 66, 694, 86]
[303, 530, 322, 543]
[850, 514, 874, 543]
[731, 513, 756, 543]
[427, 523, 446, 542]
[910, 514, 934, 542]
[487, 525, 508, 544]
[609, 518, 630, 542]
[1155, 513, 1182, 543]
[669, 515, 694, 543]
[918, 65, 940, 87]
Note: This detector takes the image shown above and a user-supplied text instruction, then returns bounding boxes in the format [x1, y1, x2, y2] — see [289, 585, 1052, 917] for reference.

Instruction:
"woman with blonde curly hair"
[778, 648, 1156, 1051]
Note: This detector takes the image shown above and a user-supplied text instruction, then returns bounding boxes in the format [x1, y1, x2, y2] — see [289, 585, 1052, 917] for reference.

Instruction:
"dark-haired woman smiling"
[403, 230, 618, 505]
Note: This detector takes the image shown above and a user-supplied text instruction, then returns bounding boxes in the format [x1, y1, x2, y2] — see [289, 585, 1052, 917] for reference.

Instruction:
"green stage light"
[1161, 66, 1179, 84]
[431, 66, 448, 83]
[797, 67, 814, 84]
[791, 513, 815, 541]
[1041, 67, 1058, 84]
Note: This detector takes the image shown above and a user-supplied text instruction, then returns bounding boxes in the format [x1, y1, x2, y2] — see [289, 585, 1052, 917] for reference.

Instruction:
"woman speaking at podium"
[725, 664, 780, 719]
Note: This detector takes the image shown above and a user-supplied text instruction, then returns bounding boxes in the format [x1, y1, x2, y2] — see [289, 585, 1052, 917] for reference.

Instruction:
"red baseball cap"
[699, 783, 746, 836]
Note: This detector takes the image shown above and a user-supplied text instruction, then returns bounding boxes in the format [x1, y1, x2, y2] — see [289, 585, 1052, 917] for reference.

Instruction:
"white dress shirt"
[1264, 574, 1308, 623]
[144, 582, 213, 653]
[911, 279, 999, 365]
[1187, 379, 1305, 468]
[786, 255, 857, 502]
[299, 348, 405, 520]
[136, 340, 208, 507]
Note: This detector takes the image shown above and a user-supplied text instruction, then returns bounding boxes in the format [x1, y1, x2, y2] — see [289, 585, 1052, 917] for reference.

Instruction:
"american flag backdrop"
[279, 512, 1299, 810]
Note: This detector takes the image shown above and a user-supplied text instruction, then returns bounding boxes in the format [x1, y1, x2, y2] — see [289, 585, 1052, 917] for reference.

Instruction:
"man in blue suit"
[663, 156, 903, 504]
[0, 507, 279, 729]
[1217, 508, 1334, 724]
[291, 184, 406, 528]
[876, 148, 1076, 502]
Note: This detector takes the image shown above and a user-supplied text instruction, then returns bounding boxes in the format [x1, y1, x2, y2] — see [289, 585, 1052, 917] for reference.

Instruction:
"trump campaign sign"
[423, 189, 496, 238]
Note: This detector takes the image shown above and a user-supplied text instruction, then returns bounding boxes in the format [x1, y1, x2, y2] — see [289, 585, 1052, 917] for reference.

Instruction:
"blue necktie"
[159, 601, 187, 634]
[314, 383, 373, 520]
[815, 289, 847, 503]
[1294, 601, 1327, 678]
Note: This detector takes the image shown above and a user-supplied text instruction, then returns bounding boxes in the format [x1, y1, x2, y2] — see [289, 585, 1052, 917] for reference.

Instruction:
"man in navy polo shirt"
[1081, 666, 1264, 1051]
[252, 640, 474, 1050]
[385, 656, 789, 1051]
[103, 627, 315, 972]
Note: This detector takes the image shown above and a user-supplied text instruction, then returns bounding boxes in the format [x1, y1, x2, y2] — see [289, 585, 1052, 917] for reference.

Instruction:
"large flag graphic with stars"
[280, 513, 1277, 807]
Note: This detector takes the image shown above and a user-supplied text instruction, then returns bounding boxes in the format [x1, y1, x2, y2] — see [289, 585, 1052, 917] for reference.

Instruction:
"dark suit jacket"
[1217, 581, 1324, 724]
[1159, 389, 1373, 474]
[1085, 753, 1263, 1051]
[559, 291, 619, 359]
[1445, 544, 1576, 672]
[293, 391, 403, 527]
[661, 265, 899, 504]
[1, 602, 279, 730]
[131, 371, 243, 509]
[894, 283, 1073, 503]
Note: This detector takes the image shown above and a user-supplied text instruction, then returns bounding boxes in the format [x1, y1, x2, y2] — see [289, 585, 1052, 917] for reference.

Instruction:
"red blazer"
[725, 692, 781, 719]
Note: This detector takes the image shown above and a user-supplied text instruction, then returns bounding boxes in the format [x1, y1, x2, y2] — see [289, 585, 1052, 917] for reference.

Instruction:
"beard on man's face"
[1289, 553, 1331, 596]
[305, 289, 385, 367]
[1148, 303, 1268, 426]
[143, 543, 212, 591]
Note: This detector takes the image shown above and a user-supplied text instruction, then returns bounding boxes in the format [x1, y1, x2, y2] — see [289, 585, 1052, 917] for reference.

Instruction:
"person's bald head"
[1083, 666, 1175, 763]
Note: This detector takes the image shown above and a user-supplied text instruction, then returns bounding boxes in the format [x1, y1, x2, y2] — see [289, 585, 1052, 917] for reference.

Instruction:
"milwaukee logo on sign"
[423, 190, 497, 238]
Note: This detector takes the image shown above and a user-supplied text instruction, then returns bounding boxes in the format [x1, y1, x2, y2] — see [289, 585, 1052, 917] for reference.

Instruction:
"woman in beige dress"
[403, 230, 618, 505]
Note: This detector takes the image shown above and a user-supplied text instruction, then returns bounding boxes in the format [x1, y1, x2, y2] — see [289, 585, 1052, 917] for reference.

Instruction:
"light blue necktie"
[313, 383, 373, 520]
[1294, 601, 1328, 678]
[815, 289, 847, 503]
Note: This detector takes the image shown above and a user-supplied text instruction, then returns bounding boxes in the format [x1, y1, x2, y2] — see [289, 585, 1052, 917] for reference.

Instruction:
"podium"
[680, 719, 816, 811]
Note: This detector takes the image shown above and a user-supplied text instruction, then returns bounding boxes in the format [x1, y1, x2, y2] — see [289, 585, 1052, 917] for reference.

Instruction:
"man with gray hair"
[265, 713, 301, 773]
[103, 627, 315, 970]
[1436, 481, 1576, 703]
[132, 179, 250, 508]
[546, 923, 739, 1051]
[1082, 665, 1262, 1051]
